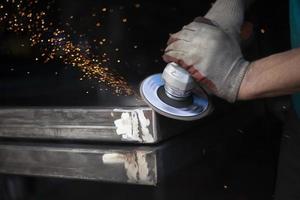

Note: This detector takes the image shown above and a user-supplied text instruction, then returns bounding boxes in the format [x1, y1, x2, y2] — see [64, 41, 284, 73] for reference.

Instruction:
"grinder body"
[140, 63, 212, 121]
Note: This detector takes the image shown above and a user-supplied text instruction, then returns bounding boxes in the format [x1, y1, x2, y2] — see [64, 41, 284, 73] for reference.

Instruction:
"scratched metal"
[0, 107, 195, 143]
[0, 131, 204, 185]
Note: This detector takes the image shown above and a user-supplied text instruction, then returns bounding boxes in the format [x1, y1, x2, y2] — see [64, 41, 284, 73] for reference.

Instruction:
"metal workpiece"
[0, 107, 196, 144]
[0, 132, 204, 185]
[0, 143, 156, 185]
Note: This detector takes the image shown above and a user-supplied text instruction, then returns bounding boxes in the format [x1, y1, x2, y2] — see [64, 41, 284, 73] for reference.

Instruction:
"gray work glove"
[163, 0, 250, 102]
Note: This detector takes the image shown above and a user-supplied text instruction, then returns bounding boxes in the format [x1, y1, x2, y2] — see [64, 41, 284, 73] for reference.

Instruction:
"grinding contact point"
[140, 73, 212, 121]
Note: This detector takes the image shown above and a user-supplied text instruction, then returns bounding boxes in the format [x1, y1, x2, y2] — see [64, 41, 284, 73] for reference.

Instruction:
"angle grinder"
[140, 62, 212, 121]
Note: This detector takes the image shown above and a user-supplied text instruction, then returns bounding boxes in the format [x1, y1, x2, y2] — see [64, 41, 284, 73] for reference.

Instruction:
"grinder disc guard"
[140, 74, 212, 121]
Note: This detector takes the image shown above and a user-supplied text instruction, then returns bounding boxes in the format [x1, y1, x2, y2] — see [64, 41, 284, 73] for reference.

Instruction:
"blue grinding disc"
[140, 74, 212, 121]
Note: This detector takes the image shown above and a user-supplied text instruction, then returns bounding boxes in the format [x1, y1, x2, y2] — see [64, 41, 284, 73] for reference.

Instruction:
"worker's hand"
[163, 17, 249, 102]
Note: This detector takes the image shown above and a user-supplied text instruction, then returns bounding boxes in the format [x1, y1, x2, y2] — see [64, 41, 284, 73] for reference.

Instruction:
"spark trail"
[0, 0, 134, 96]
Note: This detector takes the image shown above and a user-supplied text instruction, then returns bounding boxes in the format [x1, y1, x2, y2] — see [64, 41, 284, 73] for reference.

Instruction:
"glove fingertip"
[162, 54, 175, 63]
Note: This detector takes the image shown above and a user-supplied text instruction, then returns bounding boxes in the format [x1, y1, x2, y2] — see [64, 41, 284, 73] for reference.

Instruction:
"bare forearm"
[238, 48, 300, 100]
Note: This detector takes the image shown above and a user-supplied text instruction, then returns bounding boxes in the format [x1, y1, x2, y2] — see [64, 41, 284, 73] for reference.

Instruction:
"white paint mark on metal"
[124, 153, 139, 182]
[136, 109, 154, 143]
[113, 112, 141, 142]
[114, 113, 131, 137]
[124, 152, 154, 184]
[113, 109, 153, 142]
[102, 153, 125, 164]
[131, 112, 140, 141]
[135, 152, 151, 183]
[102, 151, 154, 184]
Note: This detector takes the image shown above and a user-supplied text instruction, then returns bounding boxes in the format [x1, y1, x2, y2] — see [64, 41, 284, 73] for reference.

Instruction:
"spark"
[0, 0, 134, 96]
